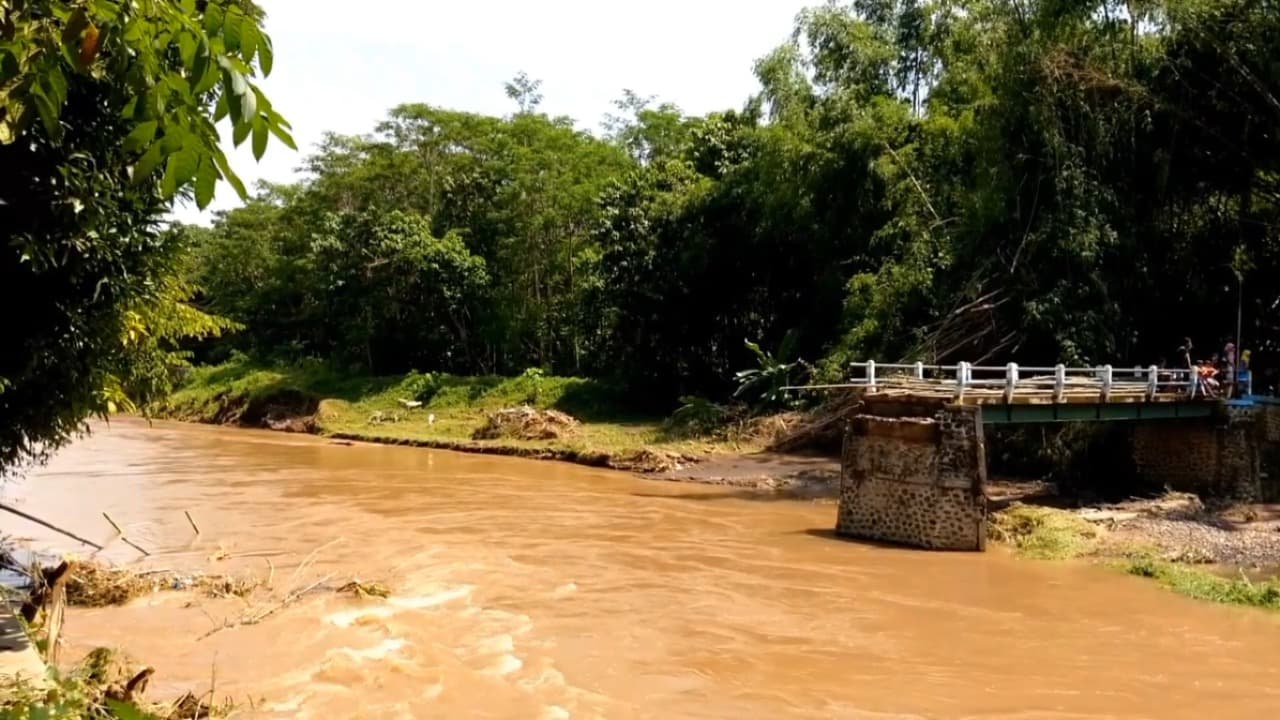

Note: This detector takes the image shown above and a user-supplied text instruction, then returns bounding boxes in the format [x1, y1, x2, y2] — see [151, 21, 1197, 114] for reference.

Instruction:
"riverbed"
[6, 418, 1280, 718]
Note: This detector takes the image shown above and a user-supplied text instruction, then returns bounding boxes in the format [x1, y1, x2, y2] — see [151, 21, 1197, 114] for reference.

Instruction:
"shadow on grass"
[552, 378, 651, 423]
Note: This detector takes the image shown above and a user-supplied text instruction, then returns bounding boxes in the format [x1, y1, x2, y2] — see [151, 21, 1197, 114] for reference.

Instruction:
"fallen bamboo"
[184, 510, 201, 536]
[102, 512, 124, 535]
[197, 572, 334, 640]
[120, 536, 151, 557]
[0, 502, 104, 550]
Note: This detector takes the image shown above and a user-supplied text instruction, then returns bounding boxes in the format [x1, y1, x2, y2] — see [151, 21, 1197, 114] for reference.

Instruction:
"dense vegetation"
[188, 0, 1280, 410]
[0, 0, 291, 473]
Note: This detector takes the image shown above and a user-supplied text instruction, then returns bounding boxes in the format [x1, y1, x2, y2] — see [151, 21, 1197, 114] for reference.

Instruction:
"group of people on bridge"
[1175, 337, 1252, 399]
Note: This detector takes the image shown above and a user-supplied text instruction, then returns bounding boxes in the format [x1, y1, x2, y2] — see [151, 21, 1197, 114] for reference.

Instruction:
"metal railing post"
[1004, 362, 1019, 404]
[866, 360, 877, 389]
[1146, 365, 1158, 400]
[914, 361, 924, 380]
[956, 361, 969, 401]
[1101, 364, 1113, 402]
[1053, 364, 1066, 403]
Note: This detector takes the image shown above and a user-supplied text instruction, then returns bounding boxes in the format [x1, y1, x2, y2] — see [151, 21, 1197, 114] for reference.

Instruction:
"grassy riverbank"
[154, 358, 760, 470]
[991, 504, 1280, 611]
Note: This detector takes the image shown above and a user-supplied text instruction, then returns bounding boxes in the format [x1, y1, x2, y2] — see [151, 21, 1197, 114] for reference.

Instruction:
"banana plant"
[733, 330, 807, 408]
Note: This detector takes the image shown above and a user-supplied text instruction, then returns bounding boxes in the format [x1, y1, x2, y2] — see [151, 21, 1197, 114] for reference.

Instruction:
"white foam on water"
[518, 665, 568, 692]
[391, 585, 474, 610]
[325, 585, 473, 628]
[422, 682, 444, 701]
[263, 692, 309, 713]
[331, 637, 407, 662]
[485, 653, 524, 677]
[476, 633, 515, 655]
[553, 581, 578, 597]
[540, 705, 571, 720]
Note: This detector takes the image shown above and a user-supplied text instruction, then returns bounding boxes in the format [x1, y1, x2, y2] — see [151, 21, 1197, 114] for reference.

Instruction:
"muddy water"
[7, 419, 1280, 719]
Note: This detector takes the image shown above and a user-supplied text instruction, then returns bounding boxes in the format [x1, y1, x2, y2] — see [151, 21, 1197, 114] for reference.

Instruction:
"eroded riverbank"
[6, 418, 1280, 718]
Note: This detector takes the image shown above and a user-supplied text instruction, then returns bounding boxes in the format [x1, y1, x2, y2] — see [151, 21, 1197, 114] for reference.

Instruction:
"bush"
[667, 396, 729, 437]
[402, 371, 443, 403]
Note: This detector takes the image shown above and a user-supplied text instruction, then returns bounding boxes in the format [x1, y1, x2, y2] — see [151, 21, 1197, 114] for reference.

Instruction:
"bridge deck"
[859, 380, 1195, 405]
[790, 361, 1220, 423]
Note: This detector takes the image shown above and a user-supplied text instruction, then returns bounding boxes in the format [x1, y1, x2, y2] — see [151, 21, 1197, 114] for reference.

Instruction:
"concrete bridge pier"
[836, 399, 987, 551]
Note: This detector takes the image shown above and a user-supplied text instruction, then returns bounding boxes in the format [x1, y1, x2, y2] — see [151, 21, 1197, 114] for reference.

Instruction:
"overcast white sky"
[173, 0, 813, 224]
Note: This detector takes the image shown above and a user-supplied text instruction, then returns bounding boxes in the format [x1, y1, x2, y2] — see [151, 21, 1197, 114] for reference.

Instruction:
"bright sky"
[172, 0, 813, 224]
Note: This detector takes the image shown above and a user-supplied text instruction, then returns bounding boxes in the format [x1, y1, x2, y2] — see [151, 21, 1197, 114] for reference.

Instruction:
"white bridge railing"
[794, 362, 1202, 403]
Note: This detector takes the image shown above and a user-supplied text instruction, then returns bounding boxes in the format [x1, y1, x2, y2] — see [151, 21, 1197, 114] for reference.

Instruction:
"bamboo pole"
[0, 502, 103, 551]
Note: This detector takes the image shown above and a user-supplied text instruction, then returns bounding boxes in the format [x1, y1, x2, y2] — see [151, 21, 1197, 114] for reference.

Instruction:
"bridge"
[809, 360, 1276, 553]
[794, 361, 1217, 423]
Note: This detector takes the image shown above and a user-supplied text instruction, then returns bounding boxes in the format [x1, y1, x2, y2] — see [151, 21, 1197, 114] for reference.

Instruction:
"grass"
[1122, 555, 1280, 610]
[154, 356, 757, 464]
[989, 503, 1280, 611]
[988, 504, 1102, 560]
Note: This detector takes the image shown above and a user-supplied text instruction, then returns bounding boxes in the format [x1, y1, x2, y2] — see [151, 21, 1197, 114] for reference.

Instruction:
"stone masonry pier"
[1133, 401, 1280, 503]
[836, 399, 987, 551]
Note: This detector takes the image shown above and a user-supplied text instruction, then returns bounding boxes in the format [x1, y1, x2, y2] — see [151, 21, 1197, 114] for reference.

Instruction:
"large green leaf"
[30, 85, 60, 140]
[252, 115, 268, 160]
[240, 20, 260, 64]
[211, 147, 248, 199]
[222, 6, 243, 52]
[195, 157, 218, 208]
[166, 146, 200, 190]
[267, 120, 297, 150]
[232, 117, 250, 146]
[132, 140, 165, 184]
[123, 120, 158, 153]
[257, 33, 274, 76]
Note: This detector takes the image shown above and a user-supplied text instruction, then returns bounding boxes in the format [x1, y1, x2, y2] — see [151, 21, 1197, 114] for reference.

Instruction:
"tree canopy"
[142, 1, 1280, 410]
[0, 0, 289, 471]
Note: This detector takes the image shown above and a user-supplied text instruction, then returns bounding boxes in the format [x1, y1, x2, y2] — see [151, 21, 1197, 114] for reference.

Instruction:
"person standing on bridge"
[1178, 341, 1197, 396]
[1223, 343, 1238, 397]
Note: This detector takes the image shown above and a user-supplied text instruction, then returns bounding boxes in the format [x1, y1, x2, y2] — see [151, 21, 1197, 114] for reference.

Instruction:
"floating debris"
[337, 580, 391, 599]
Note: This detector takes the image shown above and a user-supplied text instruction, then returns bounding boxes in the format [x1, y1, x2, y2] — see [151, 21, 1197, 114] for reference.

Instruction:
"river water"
[5, 418, 1280, 718]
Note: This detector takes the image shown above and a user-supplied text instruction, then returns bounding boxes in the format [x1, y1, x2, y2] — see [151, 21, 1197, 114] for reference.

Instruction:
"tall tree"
[0, 0, 290, 472]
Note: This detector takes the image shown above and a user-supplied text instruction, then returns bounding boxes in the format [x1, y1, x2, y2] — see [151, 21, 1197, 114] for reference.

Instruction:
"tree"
[504, 71, 543, 114]
[178, 0, 1280, 410]
[0, 0, 290, 472]
[305, 210, 489, 372]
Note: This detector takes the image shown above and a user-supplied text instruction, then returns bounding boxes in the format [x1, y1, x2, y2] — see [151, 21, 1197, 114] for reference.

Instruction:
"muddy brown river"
[6, 418, 1280, 718]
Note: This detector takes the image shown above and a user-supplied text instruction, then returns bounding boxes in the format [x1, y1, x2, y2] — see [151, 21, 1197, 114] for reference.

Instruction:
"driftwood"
[184, 511, 201, 536]
[0, 502, 104, 550]
[767, 391, 864, 453]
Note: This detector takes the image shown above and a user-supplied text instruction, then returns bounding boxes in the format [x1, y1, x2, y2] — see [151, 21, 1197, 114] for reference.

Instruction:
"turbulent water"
[6, 418, 1280, 718]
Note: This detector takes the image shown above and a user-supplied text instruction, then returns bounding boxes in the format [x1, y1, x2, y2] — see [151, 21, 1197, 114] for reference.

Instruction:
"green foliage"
[180, 0, 1280, 414]
[0, 1, 284, 474]
[0, 0, 292, 208]
[668, 395, 730, 437]
[517, 367, 546, 405]
[733, 332, 807, 409]
[988, 505, 1101, 560]
[1124, 556, 1280, 610]
[403, 371, 443, 403]
[0, 666, 163, 720]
